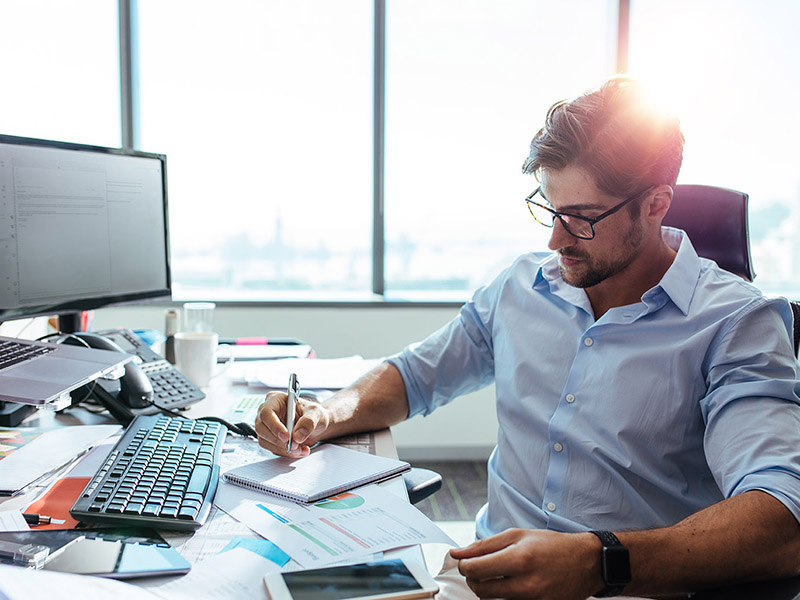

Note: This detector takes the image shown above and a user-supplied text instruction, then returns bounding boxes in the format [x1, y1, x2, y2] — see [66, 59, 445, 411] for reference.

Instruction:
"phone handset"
[60, 332, 154, 411]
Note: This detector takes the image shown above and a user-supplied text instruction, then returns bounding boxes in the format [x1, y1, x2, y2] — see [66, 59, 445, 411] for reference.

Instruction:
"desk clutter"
[0, 316, 450, 598]
[0, 408, 452, 599]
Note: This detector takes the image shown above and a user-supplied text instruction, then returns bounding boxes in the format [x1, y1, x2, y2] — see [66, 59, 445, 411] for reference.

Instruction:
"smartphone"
[263, 558, 439, 600]
[0, 528, 190, 579]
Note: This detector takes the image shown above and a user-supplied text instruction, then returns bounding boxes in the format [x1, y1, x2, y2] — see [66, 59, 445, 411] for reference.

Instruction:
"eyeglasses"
[525, 186, 650, 240]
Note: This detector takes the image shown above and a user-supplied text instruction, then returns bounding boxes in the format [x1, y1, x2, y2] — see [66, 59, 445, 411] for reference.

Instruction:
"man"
[255, 76, 800, 599]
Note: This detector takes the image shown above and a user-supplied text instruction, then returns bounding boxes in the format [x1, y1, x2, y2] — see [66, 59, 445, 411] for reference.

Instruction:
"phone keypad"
[144, 362, 205, 408]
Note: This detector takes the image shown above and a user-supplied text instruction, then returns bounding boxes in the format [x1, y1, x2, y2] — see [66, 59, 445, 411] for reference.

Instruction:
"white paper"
[0, 425, 120, 493]
[248, 356, 383, 389]
[223, 343, 312, 362]
[0, 510, 29, 531]
[0, 565, 155, 600]
[215, 482, 456, 568]
[137, 547, 277, 599]
[160, 505, 263, 565]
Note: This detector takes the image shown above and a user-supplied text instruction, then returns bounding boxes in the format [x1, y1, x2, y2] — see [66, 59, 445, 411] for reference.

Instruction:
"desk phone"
[68, 328, 205, 424]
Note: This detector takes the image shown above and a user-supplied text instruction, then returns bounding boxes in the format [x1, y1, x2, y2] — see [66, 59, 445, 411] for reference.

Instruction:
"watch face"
[603, 546, 632, 585]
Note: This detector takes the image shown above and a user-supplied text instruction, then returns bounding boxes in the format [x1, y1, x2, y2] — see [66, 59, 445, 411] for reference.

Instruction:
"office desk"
[0, 375, 422, 598]
[4, 378, 800, 599]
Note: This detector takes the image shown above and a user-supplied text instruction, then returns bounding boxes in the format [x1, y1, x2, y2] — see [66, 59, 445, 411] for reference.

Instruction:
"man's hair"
[522, 75, 685, 200]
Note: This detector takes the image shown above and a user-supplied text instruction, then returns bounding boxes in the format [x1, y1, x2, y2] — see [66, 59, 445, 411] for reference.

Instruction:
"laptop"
[0, 335, 133, 407]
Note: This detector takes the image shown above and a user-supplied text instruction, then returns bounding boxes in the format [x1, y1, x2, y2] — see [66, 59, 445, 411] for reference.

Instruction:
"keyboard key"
[185, 465, 212, 497]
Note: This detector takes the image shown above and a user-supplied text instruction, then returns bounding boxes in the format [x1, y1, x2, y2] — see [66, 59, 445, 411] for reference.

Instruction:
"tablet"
[263, 558, 439, 600]
[0, 528, 190, 579]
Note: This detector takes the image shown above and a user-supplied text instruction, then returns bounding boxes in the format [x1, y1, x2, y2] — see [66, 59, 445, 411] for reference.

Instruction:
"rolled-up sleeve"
[387, 279, 501, 418]
[702, 297, 800, 523]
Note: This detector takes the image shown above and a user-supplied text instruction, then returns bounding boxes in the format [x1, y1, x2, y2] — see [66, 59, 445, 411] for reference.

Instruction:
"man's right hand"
[254, 391, 331, 457]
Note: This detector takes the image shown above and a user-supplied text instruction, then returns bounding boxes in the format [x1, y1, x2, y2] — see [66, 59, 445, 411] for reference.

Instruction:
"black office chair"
[663, 184, 755, 282]
[663, 184, 800, 356]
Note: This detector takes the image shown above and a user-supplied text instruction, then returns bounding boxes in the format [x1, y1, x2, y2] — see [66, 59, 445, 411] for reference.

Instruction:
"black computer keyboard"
[70, 415, 227, 531]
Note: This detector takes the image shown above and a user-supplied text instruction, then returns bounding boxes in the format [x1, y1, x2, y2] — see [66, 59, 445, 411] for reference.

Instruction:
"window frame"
[115, 0, 629, 307]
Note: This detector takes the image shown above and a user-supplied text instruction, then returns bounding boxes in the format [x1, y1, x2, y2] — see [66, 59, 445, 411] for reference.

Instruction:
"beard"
[558, 218, 646, 289]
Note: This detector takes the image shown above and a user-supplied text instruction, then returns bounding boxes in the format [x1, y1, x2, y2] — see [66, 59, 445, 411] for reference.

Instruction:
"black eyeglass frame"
[524, 186, 652, 240]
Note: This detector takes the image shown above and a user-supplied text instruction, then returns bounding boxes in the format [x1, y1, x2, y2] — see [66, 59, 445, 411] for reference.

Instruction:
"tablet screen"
[0, 528, 190, 579]
[281, 559, 423, 600]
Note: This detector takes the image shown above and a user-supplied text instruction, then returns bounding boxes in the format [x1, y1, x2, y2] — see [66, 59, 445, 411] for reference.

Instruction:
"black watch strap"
[590, 530, 631, 597]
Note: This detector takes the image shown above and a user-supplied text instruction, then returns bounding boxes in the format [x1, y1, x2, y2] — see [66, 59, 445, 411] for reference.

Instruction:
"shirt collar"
[533, 227, 702, 316]
[655, 227, 701, 315]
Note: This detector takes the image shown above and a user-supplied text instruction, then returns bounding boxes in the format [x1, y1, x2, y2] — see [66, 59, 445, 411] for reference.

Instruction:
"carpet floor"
[410, 460, 488, 522]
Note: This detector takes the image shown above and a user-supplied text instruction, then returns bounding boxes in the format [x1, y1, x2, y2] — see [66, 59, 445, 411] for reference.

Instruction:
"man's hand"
[254, 391, 331, 457]
[451, 528, 602, 599]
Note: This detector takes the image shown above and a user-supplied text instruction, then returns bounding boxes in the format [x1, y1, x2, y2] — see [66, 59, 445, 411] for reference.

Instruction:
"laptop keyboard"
[70, 414, 227, 531]
[0, 339, 52, 370]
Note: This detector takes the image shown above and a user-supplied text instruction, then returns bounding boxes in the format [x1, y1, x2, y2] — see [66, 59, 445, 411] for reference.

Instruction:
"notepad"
[222, 443, 410, 503]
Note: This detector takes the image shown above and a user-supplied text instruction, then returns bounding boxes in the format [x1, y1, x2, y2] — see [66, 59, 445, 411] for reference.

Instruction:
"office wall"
[93, 305, 499, 461]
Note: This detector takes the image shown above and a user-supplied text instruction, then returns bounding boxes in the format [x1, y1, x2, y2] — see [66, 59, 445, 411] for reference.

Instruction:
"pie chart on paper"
[315, 492, 366, 509]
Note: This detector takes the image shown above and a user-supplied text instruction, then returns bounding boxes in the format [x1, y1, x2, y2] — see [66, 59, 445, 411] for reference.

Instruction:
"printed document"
[214, 482, 456, 568]
[0, 425, 119, 495]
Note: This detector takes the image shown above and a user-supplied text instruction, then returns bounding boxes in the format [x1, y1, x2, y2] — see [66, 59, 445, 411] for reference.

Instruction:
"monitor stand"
[0, 311, 82, 426]
[58, 311, 81, 334]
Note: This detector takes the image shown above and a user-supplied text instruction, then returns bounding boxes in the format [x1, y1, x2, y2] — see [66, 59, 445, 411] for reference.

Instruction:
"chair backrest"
[662, 184, 755, 282]
[791, 302, 800, 358]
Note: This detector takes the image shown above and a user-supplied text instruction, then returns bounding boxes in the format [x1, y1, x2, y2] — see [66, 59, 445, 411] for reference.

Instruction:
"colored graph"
[315, 492, 365, 510]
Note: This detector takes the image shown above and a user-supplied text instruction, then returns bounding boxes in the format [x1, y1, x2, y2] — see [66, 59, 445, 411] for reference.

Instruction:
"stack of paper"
[214, 482, 456, 569]
[0, 425, 119, 496]
[219, 343, 312, 362]
[228, 355, 383, 390]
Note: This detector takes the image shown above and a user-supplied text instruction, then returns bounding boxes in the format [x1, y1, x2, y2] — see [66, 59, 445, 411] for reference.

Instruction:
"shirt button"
[554, 442, 563, 452]
[584, 337, 594, 346]
[565, 394, 575, 403]
[547, 502, 557, 511]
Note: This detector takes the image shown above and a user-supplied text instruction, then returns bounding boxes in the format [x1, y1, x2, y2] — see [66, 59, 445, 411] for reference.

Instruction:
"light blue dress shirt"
[388, 228, 800, 539]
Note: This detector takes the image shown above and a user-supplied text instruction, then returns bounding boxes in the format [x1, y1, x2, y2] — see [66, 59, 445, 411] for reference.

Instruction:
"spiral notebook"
[222, 443, 410, 503]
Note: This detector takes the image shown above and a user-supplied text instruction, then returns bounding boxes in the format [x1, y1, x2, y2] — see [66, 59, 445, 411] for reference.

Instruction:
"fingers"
[291, 402, 330, 448]
[254, 392, 293, 456]
[450, 531, 515, 559]
[254, 393, 328, 457]
[454, 529, 527, 582]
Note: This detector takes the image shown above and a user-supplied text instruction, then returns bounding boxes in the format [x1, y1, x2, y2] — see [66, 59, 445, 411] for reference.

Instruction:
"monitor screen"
[0, 135, 171, 325]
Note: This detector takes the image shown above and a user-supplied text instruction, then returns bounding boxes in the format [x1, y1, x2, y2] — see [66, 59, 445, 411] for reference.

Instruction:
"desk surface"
[4, 378, 800, 599]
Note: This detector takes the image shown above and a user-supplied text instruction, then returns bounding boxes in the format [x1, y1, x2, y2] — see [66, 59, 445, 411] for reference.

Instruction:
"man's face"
[540, 166, 647, 289]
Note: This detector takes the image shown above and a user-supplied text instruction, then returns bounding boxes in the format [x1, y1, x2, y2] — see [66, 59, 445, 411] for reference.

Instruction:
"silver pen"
[285, 373, 299, 452]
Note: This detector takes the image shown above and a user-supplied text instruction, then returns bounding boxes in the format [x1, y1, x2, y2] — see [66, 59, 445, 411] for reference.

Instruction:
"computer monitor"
[0, 134, 171, 332]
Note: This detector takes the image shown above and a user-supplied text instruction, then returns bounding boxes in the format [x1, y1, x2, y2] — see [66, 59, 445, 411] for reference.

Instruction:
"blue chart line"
[257, 503, 289, 523]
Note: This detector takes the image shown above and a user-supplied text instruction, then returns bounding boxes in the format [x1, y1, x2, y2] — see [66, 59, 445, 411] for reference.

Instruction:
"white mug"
[174, 332, 233, 388]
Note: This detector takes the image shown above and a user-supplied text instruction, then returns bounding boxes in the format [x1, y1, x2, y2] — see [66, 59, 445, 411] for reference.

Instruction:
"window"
[5, 2, 799, 302]
[629, 0, 800, 296]
[0, 0, 120, 147]
[384, 0, 617, 299]
[137, 0, 373, 301]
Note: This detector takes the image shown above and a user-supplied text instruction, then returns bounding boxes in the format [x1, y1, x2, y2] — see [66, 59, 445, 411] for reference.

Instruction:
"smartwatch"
[589, 530, 631, 597]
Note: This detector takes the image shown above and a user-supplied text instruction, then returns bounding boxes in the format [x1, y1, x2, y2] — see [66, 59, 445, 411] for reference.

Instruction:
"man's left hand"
[450, 528, 602, 599]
